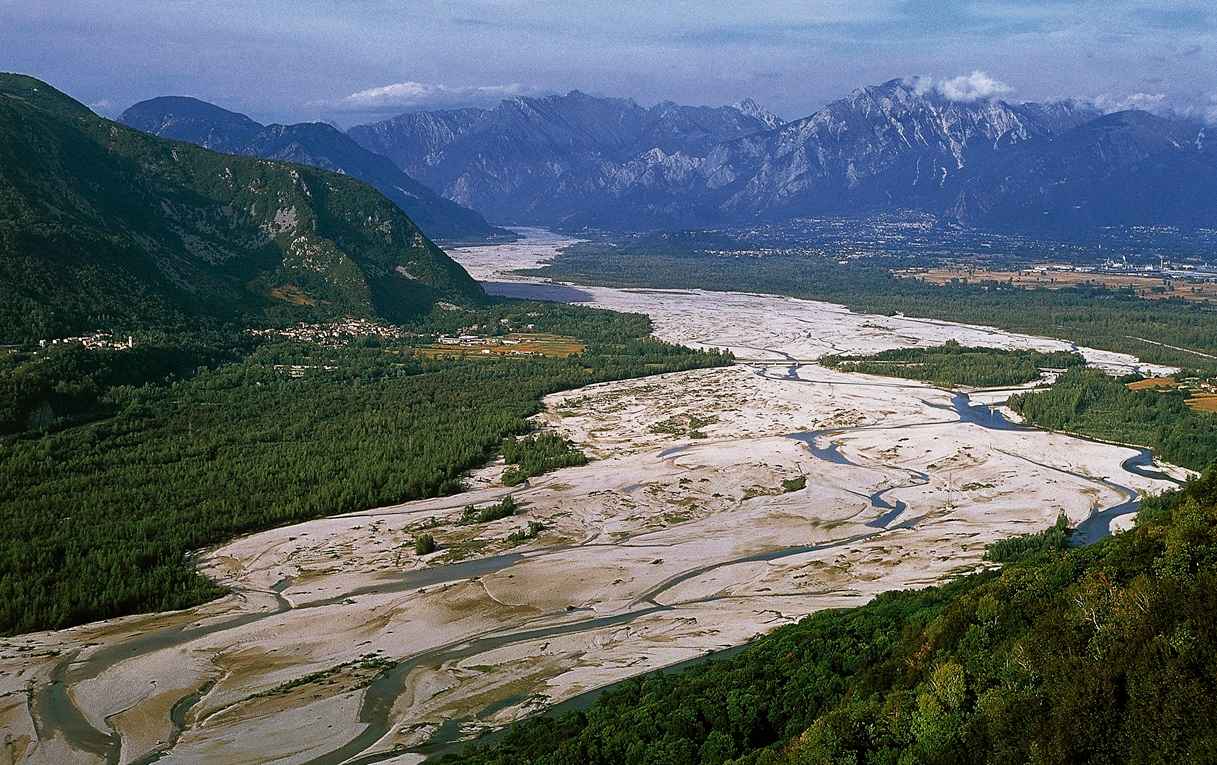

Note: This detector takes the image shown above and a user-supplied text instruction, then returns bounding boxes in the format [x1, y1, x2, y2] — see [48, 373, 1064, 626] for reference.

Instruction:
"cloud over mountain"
[1092, 92, 1169, 113]
[319, 81, 547, 113]
[936, 71, 1013, 102]
[900, 71, 1014, 103]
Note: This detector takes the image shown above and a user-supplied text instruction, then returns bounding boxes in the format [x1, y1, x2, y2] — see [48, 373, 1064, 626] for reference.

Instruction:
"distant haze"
[3, 1, 1216, 125]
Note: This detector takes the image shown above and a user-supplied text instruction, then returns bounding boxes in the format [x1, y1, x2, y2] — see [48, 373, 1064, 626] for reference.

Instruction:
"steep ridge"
[953, 109, 1217, 229]
[0, 74, 484, 342]
[348, 90, 781, 223]
[348, 107, 487, 178]
[120, 96, 511, 242]
[699, 78, 1100, 220]
[347, 78, 1214, 233]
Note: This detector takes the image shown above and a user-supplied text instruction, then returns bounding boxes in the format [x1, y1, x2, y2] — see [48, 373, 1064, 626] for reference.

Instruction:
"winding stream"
[23, 296, 1185, 765]
[313, 364, 1176, 764]
[767, 358, 1183, 547]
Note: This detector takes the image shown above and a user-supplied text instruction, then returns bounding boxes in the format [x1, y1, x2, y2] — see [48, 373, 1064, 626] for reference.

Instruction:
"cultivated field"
[417, 332, 585, 359]
[1186, 394, 1217, 412]
[904, 266, 1217, 304]
[1123, 376, 1217, 413]
[1127, 376, 1178, 390]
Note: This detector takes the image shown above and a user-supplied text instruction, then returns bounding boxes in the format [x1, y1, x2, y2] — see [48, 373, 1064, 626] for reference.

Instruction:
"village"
[34, 331, 135, 351]
[246, 317, 410, 345]
[241, 315, 582, 366]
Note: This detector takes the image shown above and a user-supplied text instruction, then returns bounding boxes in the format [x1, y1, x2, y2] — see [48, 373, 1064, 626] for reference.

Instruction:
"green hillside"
[0, 73, 483, 342]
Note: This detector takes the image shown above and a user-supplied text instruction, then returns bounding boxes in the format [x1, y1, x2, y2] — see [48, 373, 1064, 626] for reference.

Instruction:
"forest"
[532, 240, 1217, 373]
[444, 469, 1217, 765]
[502, 433, 588, 486]
[1008, 368, 1217, 472]
[0, 334, 252, 435]
[0, 74, 484, 344]
[821, 341, 1084, 388]
[0, 301, 730, 635]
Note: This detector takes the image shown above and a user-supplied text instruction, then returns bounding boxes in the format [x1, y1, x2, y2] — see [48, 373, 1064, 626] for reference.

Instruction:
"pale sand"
[0, 231, 1187, 764]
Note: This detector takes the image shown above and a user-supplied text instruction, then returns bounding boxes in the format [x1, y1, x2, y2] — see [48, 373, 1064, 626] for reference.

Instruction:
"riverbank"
[0, 229, 1184, 765]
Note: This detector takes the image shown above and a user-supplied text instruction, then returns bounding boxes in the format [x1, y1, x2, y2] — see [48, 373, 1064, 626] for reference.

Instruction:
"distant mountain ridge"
[348, 80, 1217, 232]
[953, 109, 1217, 229]
[733, 97, 783, 130]
[120, 96, 512, 243]
[694, 79, 1105, 223]
[347, 90, 785, 223]
[0, 74, 484, 342]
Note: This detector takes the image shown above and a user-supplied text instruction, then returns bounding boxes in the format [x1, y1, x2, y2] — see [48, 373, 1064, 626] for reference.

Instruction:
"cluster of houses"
[271, 364, 339, 379]
[38, 332, 134, 350]
[247, 318, 407, 346]
[436, 334, 525, 347]
[435, 317, 539, 350]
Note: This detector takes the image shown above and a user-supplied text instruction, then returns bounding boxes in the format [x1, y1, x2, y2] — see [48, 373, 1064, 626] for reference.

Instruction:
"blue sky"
[3, 1, 1215, 125]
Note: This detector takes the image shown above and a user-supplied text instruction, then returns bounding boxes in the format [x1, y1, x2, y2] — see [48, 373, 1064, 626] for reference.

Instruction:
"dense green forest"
[0, 301, 730, 635]
[0, 335, 252, 435]
[531, 240, 1217, 372]
[983, 513, 1072, 563]
[821, 341, 1084, 388]
[1009, 368, 1217, 472]
[0, 74, 482, 343]
[502, 433, 588, 486]
[445, 470, 1217, 765]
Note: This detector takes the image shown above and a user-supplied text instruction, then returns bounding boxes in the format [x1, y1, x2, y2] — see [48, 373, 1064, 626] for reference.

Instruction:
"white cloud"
[902, 75, 936, 96]
[1085, 92, 1217, 124]
[936, 71, 1013, 102]
[1092, 92, 1168, 113]
[1179, 94, 1217, 125]
[316, 81, 542, 113]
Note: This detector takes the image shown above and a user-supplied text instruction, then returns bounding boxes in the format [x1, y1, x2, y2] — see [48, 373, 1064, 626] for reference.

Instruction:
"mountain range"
[119, 97, 512, 243]
[346, 91, 786, 224]
[0, 74, 483, 342]
[345, 80, 1217, 232]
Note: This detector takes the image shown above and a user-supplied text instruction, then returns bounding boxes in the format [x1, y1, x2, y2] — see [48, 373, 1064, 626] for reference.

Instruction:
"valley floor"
[0, 230, 1187, 765]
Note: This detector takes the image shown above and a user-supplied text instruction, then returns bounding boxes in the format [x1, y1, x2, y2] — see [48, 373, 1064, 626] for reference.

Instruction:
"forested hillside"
[446, 469, 1217, 765]
[1009, 369, 1217, 472]
[0, 74, 482, 343]
[0, 303, 730, 634]
[119, 96, 511, 243]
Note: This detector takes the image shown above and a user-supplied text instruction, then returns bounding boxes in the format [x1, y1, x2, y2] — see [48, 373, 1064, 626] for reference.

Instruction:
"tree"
[414, 533, 437, 556]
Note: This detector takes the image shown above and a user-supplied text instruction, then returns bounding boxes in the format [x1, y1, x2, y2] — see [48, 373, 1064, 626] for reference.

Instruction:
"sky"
[3, 1, 1217, 127]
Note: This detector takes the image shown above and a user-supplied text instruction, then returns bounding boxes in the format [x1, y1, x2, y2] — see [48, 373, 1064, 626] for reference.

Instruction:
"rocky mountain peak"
[346, 76, 1217, 232]
[732, 97, 783, 129]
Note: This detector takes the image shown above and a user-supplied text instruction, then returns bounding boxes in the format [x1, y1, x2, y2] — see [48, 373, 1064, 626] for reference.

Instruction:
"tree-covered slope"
[447, 469, 1217, 765]
[1010, 368, 1217, 472]
[0, 73, 484, 342]
[120, 96, 513, 243]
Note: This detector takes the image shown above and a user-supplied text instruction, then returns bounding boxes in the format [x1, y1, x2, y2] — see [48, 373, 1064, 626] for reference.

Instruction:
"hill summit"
[120, 95, 512, 243]
[0, 74, 484, 342]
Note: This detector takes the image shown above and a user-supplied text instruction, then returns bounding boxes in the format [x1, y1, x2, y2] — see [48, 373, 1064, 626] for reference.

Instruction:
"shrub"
[414, 533, 437, 555]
